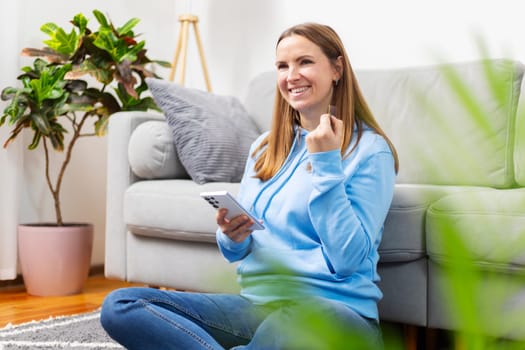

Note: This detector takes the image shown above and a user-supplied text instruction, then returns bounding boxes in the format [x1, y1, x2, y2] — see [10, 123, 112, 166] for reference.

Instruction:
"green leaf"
[93, 27, 144, 64]
[75, 59, 113, 85]
[122, 96, 159, 112]
[1, 88, 30, 125]
[119, 41, 144, 63]
[32, 58, 48, 73]
[1, 86, 19, 101]
[152, 59, 172, 68]
[30, 111, 52, 134]
[117, 18, 140, 36]
[92, 9, 109, 27]
[93, 27, 119, 60]
[71, 13, 88, 35]
[40, 22, 59, 36]
[29, 63, 71, 104]
[48, 130, 64, 151]
[41, 23, 79, 56]
[28, 131, 42, 150]
[94, 114, 111, 136]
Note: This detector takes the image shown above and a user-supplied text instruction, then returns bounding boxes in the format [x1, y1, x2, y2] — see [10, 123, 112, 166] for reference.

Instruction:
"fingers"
[320, 113, 334, 131]
[331, 115, 344, 138]
[318, 114, 343, 136]
[216, 209, 254, 243]
[306, 114, 343, 153]
[323, 114, 343, 135]
[216, 208, 229, 226]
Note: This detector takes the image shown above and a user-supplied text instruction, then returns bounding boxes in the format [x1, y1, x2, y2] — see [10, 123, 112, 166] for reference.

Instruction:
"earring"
[333, 79, 339, 87]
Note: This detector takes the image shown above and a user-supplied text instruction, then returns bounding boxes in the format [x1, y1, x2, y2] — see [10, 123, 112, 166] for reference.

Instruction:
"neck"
[299, 107, 327, 131]
[299, 118, 319, 131]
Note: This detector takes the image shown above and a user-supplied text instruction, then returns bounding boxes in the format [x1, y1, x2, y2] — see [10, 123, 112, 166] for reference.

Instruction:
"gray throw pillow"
[146, 78, 261, 184]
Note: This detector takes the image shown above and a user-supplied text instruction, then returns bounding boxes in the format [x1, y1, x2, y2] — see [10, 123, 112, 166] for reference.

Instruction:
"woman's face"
[275, 34, 340, 129]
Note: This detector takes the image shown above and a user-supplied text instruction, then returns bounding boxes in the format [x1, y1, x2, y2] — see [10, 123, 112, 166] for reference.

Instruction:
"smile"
[289, 86, 309, 94]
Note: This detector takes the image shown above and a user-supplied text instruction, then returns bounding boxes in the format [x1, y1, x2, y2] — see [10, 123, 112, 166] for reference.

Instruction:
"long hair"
[252, 23, 399, 181]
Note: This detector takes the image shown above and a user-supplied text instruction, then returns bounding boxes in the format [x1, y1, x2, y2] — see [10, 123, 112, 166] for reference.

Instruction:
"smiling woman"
[100, 22, 398, 350]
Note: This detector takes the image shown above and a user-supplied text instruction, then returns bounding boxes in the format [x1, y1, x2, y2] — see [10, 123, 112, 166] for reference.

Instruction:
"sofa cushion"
[356, 59, 525, 188]
[378, 184, 486, 263]
[427, 189, 525, 269]
[128, 121, 189, 179]
[124, 179, 241, 242]
[125, 180, 480, 263]
[243, 71, 275, 132]
[146, 78, 261, 184]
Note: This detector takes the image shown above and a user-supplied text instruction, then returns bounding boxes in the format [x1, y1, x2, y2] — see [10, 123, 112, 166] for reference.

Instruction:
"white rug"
[0, 310, 123, 350]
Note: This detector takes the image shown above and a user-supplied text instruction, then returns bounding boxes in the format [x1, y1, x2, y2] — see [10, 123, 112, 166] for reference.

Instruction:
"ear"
[333, 56, 343, 81]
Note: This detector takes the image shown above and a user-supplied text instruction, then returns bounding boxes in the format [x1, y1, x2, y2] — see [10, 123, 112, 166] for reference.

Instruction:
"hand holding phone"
[200, 191, 265, 230]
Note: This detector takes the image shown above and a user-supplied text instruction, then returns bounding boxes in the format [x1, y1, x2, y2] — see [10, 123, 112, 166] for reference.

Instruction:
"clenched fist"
[305, 114, 343, 153]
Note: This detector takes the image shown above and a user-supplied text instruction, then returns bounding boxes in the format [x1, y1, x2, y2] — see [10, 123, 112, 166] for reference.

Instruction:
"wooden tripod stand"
[169, 14, 212, 92]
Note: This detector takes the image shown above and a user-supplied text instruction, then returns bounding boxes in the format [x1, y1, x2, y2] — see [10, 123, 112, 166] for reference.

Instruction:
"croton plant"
[0, 9, 170, 225]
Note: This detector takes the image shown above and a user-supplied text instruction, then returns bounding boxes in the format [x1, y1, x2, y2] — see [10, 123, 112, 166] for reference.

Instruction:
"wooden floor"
[0, 275, 143, 328]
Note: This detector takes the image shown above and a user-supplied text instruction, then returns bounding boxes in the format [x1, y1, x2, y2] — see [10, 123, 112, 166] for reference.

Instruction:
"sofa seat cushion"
[378, 184, 487, 263]
[125, 180, 484, 260]
[427, 189, 525, 270]
[124, 180, 241, 242]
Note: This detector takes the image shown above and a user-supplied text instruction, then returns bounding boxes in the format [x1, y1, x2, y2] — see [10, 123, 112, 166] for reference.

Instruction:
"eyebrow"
[275, 54, 315, 66]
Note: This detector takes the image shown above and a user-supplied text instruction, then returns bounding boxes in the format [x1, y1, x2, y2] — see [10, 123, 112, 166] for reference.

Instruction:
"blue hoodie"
[216, 126, 396, 320]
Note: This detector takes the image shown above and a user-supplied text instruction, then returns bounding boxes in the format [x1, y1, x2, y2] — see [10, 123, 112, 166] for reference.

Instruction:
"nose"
[287, 65, 300, 82]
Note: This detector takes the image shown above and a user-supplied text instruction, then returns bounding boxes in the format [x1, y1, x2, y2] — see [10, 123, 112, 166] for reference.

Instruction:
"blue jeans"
[100, 287, 383, 350]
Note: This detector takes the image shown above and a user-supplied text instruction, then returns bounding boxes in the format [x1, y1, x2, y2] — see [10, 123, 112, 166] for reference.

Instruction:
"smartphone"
[200, 191, 265, 230]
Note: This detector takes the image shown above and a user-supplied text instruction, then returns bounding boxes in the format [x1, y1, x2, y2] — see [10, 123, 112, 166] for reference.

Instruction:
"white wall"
[191, 0, 525, 95]
[1, 0, 524, 268]
[0, 1, 22, 280]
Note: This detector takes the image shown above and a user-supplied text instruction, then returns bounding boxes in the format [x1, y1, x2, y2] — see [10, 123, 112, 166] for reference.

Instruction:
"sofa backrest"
[243, 71, 275, 133]
[243, 60, 525, 188]
[358, 59, 524, 188]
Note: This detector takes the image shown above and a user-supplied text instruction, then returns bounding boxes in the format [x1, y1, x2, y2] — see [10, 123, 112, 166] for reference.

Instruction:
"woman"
[101, 22, 398, 350]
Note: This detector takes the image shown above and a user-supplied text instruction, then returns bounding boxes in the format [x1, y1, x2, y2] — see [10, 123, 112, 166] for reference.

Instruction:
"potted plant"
[0, 9, 169, 296]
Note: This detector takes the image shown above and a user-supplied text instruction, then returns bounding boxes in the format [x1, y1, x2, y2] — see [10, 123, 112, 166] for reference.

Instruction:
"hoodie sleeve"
[216, 133, 268, 262]
[216, 162, 255, 262]
[307, 137, 395, 278]
[216, 228, 253, 262]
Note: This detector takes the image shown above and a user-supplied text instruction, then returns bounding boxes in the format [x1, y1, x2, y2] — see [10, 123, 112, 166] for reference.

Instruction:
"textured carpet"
[0, 310, 123, 349]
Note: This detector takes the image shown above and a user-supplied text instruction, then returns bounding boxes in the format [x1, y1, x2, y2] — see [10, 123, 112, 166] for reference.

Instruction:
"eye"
[276, 62, 288, 71]
[300, 58, 313, 65]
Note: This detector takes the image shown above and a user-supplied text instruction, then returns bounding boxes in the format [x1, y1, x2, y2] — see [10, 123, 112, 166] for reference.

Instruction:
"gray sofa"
[105, 59, 525, 336]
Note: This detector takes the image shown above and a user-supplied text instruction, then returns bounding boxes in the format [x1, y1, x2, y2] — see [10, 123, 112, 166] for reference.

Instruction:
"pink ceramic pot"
[17, 223, 94, 296]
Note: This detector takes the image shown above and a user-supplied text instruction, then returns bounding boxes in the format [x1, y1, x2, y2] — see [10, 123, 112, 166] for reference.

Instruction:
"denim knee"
[99, 287, 129, 335]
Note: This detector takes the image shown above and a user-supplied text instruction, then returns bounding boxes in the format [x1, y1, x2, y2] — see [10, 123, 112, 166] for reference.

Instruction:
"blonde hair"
[253, 23, 399, 181]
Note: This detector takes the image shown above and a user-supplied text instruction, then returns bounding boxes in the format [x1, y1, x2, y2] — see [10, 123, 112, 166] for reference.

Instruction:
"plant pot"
[17, 223, 94, 296]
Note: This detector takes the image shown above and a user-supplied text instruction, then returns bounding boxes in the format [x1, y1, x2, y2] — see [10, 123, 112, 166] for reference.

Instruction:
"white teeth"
[290, 87, 308, 93]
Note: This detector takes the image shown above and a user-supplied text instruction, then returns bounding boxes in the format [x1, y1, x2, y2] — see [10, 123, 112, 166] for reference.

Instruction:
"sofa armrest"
[104, 111, 165, 280]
